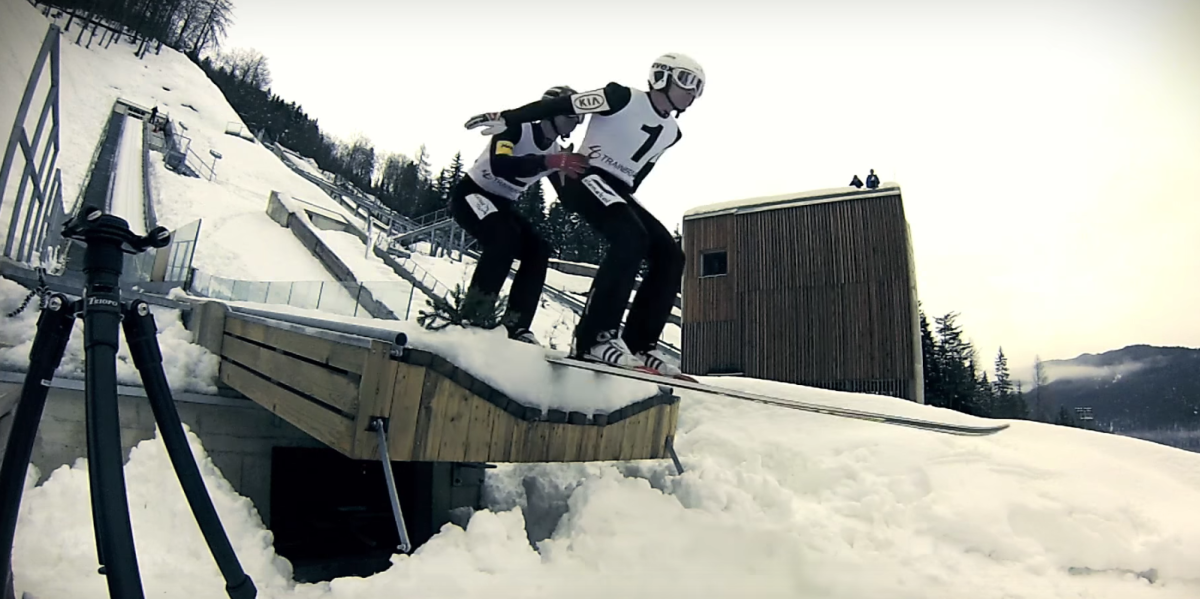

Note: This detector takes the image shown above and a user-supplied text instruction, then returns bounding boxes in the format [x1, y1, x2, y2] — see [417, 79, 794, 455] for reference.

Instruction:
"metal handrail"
[0, 23, 64, 264]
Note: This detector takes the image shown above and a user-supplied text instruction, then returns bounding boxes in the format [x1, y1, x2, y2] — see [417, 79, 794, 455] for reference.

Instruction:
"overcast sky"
[223, 0, 1200, 378]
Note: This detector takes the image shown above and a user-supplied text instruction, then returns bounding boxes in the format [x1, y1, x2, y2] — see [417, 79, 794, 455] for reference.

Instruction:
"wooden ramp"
[207, 307, 679, 464]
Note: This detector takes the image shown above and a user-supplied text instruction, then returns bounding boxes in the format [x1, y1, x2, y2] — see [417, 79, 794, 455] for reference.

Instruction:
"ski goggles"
[651, 67, 705, 96]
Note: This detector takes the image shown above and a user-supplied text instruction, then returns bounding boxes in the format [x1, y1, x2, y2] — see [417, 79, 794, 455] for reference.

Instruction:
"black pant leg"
[502, 211, 551, 331]
[448, 183, 520, 302]
[557, 172, 648, 352]
[621, 201, 685, 354]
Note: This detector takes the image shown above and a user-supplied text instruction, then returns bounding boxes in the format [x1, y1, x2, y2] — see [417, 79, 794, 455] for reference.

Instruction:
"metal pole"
[365, 218, 373, 259]
[405, 285, 415, 320]
[369, 418, 411, 554]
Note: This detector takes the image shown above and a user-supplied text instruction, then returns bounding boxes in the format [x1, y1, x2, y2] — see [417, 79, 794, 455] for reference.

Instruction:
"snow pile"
[13, 427, 296, 598]
[13, 383, 1200, 599]
[0, 276, 218, 394]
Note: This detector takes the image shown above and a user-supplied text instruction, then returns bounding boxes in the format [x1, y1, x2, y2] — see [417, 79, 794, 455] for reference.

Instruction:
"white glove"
[464, 112, 507, 135]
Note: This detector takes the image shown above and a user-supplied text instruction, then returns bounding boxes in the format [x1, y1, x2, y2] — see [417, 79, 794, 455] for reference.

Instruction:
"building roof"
[683, 183, 902, 220]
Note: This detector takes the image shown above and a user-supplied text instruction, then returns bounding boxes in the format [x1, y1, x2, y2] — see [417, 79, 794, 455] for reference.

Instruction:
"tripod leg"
[122, 301, 256, 599]
[0, 295, 75, 596]
[83, 285, 145, 598]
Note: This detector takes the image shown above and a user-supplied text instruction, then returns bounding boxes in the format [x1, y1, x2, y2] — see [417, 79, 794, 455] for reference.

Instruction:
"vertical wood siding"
[682, 192, 921, 400]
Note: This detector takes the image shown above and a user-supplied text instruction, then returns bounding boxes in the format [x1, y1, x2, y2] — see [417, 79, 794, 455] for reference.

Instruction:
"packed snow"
[4, 3, 1200, 599]
[0, 277, 218, 395]
[107, 115, 146, 235]
[278, 146, 331, 182]
[12, 379, 1200, 599]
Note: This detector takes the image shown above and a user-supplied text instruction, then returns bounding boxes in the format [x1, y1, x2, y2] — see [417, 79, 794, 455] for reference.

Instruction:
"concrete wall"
[264, 191, 399, 320]
[0, 375, 323, 526]
[308, 211, 349, 232]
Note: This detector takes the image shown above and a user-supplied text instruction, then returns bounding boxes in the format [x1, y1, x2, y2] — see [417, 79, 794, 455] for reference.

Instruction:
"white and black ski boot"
[578, 330, 647, 370]
[636, 348, 683, 377]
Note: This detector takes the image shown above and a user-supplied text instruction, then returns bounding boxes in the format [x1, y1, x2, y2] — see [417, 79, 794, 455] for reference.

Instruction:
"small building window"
[700, 250, 728, 278]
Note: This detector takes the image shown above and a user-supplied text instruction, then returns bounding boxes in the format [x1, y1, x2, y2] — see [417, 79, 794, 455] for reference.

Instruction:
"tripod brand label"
[87, 297, 120, 307]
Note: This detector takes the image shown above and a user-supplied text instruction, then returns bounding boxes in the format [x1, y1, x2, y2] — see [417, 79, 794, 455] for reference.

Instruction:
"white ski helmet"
[648, 53, 705, 97]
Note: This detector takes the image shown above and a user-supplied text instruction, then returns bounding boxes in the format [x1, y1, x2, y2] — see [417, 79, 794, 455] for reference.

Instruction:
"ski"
[546, 356, 1010, 437]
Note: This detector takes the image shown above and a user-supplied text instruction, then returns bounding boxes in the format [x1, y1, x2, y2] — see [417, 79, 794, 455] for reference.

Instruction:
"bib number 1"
[630, 124, 663, 162]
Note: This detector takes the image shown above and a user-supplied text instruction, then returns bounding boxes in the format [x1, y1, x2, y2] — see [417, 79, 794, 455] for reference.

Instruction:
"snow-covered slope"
[0, 0, 354, 282]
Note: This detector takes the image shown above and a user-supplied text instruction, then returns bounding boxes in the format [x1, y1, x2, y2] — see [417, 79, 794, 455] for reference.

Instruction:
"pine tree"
[414, 144, 433, 183]
[395, 159, 422, 216]
[515, 182, 547, 230]
[543, 202, 574, 259]
[976, 371, 996, 417]
[934, 312, 980, 415]
[1010, 380, 1028, 419]
[919, 309, 946, 407]
[1009, 387, 1029, 419]
[377, 153, 407, 201]
[993, 347, 1013, 397]
[988, 348, 1028, 419]
[446, 152, 465, 189]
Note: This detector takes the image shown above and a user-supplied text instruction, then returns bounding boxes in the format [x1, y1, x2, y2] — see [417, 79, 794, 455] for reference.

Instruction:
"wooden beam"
[595, 416, 627, 462]
[462, 395, 498, 463]
[222, 335, 359, 414]
[618, 411, 652, 462]
[575, 420, 601, 462]
[520, 421, 554, 463]
[412, 371, 452, 461]
[351, 341, 400, 460]
[225, 316, 367, 374]
[486, 406, 515, 463]
[508, 419, 529, 462]
[387, 363, 425, 461]
[434, 379, 472, 462]
[220, 361, 354, 454]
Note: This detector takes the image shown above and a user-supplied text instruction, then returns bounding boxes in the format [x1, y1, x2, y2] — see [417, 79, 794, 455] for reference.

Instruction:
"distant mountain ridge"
[1039, 344, 1200, 432]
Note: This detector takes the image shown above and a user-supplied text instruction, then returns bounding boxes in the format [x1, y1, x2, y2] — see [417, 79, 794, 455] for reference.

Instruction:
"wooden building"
[680, 183, 924, 403]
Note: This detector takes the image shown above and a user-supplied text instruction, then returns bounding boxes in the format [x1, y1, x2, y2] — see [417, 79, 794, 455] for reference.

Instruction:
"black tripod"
[0, 208, 256, 599]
